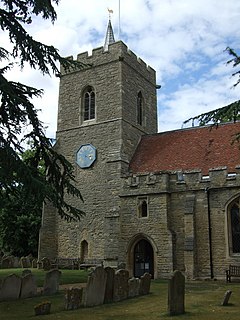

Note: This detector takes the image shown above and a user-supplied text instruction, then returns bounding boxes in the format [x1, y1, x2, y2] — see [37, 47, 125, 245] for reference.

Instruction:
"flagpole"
[118, 0, 121, 39]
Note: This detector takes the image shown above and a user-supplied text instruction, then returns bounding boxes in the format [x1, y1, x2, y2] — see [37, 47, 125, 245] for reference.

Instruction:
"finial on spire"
[104, 10, 115, 51]
[108, 8, 113, 19]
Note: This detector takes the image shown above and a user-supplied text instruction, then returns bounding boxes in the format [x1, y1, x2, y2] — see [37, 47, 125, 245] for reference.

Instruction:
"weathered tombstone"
[42, 257, 51, 271]
[20, 273, 37, 299]
[222, 290, 232, 306]
[139, 272, 151, 295]
[37, 260, 42, 269]
[113, 269, 129, 302]
[128, 277, 140, 298]
[32, 259, 37, 268]
[84, 266, 107, 307]
[34, 302, 51, 316]
[1, 256, 13, 268]
[168, 270, 185, 316]
[26, 253, 33, 264]
[64, 287, 83, 310]
[20, 257, 29, 268]
[25, 256, 32, 268]
[0, 274, 21, 301]
[13, 256, 20, 268]
[104, 267, 115, 303]
[43, 269, 61, 295]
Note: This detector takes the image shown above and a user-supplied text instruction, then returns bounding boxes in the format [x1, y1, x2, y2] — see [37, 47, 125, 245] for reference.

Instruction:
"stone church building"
[39, 21, 240, 279]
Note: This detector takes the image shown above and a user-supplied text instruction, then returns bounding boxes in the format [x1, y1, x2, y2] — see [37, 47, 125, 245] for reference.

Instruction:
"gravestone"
[222, 290, 232, 306]
[1, 256, 13, 268]
[34, 302, 51, 316]
[84, 266, 107, 307]
[128, 277, 140, 298]
[139, 273, 151, 295]
[104, 267, 115, 303]
[65, 287, 83, 310]
[13, 256, 20, 268]
[0, 274, 21, 301]
[43, 269, 61, 295]
[41, 257, 51, 271]
[168, 270, 185, 316]
[32, 259, 37, 268]
[20, 257, 29, 268]
[113, 269, 129, 302]
[20, 257, 29, 269]
[20, 273, 37, 299]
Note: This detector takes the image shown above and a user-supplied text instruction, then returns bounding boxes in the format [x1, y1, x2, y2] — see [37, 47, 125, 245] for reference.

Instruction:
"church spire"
[104, 14, 115, 51]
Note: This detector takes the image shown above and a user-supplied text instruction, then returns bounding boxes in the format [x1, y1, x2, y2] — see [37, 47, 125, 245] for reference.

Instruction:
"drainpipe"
[205, 187, 214, 279]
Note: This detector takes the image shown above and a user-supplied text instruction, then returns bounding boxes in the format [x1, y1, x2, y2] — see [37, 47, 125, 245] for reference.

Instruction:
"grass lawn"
[1, 271, 240, 320]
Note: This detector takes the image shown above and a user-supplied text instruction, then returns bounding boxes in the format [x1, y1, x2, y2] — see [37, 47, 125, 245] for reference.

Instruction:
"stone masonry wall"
[122, 168, 240, 279]
[39, 41, 158, 266]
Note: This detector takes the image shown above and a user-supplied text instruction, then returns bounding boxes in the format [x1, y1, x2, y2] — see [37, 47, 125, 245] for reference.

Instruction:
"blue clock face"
[76, 144, 97, 168]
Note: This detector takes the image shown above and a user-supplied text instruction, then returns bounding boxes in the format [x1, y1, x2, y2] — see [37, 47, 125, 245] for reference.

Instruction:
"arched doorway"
[134, 239, 154, 277]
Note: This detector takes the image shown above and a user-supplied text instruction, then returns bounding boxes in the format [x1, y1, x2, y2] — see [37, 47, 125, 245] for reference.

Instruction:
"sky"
[3, 0, 240, 137]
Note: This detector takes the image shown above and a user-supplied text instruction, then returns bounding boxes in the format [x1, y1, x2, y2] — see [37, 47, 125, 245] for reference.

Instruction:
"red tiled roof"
[129, 122, 240, 175]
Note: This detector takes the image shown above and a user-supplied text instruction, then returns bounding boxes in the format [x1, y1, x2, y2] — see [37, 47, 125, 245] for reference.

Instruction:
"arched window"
[80, 240, 89, 262]
[83, 86, 95, 121]
[228, 197, 240, 254]
[138, 197, 148, 218]
[137, 91, 143, 125]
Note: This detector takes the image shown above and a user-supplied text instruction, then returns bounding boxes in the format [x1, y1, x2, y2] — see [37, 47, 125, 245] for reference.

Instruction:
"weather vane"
[107, 7, 113, 19]
[107, 0, 121, 40]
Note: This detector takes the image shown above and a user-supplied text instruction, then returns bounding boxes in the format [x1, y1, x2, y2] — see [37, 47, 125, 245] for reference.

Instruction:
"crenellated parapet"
[61, 41, 156, 84]
[122, 166, 240, 196]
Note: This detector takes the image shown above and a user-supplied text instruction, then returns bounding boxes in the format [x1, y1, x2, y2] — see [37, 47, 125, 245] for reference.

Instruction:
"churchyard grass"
[0, 268, 88, 286]
[1, 277, 240, 319]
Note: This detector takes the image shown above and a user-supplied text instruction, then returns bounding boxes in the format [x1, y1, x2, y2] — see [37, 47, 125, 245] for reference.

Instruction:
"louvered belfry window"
[84, 86, 95, 121]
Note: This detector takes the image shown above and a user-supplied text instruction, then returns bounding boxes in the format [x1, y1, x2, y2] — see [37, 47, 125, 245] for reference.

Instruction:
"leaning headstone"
[20, 273, 37, 299]
[113, 269, 129, 302]
[84, 266, 107, 307]
[65, 287, 83, 310]
[43, 269, 61, 295]
[0, 274, 21, 301]
[104, 267, 115, 303]
[168, 270, 185, 316]
[128, 277, 140, 298]
[222, 290, 232, 306]
[42, 257, 51, 271]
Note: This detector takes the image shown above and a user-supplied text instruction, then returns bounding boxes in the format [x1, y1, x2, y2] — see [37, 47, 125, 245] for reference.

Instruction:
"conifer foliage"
[184, 48, 240, 126]
[0, 0, 84, 221]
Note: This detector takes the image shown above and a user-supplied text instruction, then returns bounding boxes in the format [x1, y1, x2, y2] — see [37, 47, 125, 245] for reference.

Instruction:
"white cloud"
[1, 0, 240, 136]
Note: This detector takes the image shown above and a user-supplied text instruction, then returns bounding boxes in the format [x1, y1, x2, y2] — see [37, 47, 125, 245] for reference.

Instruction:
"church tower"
[38, 20, 157, 266]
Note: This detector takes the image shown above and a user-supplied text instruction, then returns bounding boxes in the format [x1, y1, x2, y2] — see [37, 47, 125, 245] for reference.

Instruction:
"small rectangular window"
[137, 197, 148, 218]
